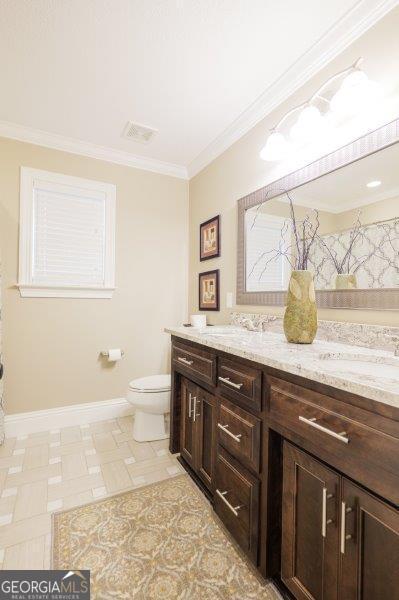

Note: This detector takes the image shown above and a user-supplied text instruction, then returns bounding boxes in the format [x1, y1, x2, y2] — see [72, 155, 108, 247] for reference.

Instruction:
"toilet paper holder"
[101, 350, 125, 358]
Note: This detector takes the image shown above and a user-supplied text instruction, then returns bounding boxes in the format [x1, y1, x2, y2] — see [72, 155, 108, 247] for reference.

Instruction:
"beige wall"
[335, 196, 398, 232]
[0, 137, 188, 414]
[189, 8, 399, 327]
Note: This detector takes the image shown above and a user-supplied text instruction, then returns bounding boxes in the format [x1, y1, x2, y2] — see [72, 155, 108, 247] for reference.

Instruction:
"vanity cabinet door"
[339, 479, 399, 600]
[282, 442, 340, 600]
[196, 387, 216, 492]
[180, 377, 197, 469]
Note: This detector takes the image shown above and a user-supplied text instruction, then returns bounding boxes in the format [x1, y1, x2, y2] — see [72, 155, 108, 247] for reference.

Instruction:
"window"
[245, 211, 291, 292]
[18, 168, 116, 298]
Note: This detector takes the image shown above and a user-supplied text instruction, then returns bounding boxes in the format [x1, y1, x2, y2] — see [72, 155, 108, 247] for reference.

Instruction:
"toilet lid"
[129, 374, 171, 393]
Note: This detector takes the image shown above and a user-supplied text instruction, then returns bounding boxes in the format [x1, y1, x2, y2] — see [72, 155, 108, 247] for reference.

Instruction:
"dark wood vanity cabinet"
[282, 442, 340, 600]
[218, 357, 262, 412]
[214, 447, 260, 563]
[170, 336, 399, 599]
[196, 386, 217, 489]
[340, 479, 399, 600]
[179, 376, 216, 492]
[180, 377, 197, 469]
[218, 398, 261, 473]
[282, 442, 399, 600]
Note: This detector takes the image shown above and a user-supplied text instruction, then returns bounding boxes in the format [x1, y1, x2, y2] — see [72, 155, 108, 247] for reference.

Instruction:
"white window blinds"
[18, 168, 115, 298]
[245, 212, 291, 292]
[33, 188, 106, 285]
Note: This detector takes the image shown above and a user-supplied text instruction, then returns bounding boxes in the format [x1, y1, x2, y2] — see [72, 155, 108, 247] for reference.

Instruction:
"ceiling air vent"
[122, 121, 158, 143]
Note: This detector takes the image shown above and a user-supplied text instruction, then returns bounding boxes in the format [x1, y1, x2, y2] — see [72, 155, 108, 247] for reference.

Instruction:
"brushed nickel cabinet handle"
[340, 501, 353, 554]
[188, 392, 193, 419]
[299, 416, 349, 444]
[321, 488, 334, 537]
[218, 376, 243, 390]
[192, 397, 198, 422]
[216, 489, 242, 516]
[178, 357, 193, 366]
[217, 423, 242, 442]
[322, 487, 327, 538]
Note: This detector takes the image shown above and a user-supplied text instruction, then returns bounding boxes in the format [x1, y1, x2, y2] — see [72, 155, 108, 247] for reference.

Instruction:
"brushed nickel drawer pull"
[178, 357, 194, 366]
[299, 416, 349, 444]
[216, 489, 242, 516]
[218, 376, 244, 390]
[217, 423, 242, 442]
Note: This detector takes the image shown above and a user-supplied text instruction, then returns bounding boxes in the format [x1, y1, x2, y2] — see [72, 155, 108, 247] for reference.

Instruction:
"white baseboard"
[4, 397, 134, 437]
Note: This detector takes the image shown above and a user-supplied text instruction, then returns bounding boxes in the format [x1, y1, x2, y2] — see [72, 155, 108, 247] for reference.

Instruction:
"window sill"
[17, 284, 115, 299]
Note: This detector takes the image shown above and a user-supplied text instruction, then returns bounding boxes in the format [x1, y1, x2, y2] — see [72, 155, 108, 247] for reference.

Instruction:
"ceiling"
[276, 141, 399, 213]
[0, 0, 395, 178]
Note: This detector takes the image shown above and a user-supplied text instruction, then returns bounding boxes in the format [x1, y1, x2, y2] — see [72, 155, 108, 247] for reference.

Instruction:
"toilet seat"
[129, 374, 171, 393]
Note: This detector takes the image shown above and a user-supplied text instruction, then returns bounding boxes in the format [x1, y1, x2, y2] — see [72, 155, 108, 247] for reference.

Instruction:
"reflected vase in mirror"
[335, 273, 357, 289]
[284, 270, 318, 344]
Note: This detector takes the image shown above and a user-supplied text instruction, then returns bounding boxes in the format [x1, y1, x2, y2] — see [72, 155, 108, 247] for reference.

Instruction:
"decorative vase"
[283, 270, 317, 344]
[335, 273, 357, 290]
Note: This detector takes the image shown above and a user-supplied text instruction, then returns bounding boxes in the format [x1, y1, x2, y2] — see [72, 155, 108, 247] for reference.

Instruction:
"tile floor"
[0, 416, 184, 569]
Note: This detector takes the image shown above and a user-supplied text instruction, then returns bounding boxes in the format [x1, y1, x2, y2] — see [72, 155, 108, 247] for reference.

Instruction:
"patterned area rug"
[52, 474, 280, 599]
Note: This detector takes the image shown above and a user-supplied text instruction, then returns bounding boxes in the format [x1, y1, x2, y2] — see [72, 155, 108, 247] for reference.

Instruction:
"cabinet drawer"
[217, 357, 262, 412]
[172, 341, 216, 386]
[217, 399, 261, 473]
[269, 377, 399, 505]
[215, 447, 259, 563]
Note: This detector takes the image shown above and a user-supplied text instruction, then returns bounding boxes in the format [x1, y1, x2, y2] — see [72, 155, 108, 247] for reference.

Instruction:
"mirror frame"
[237, 118, 399, 310]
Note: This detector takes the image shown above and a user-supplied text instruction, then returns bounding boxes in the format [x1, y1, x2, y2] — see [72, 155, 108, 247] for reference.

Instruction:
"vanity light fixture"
[259, 131, 290, 161]
[260, 57, 380, 162]
[330, 68, 381, 118]
[366, 180, 382, 188]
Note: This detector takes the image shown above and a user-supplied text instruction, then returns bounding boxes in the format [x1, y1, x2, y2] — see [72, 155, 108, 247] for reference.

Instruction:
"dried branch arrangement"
[249, 191, 320, 280]
[315, 211, 364, 275]
[314, 212, 399, 276]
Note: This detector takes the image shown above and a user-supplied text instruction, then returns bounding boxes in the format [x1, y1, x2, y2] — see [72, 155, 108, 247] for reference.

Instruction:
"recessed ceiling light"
[366, 180, 381, 188]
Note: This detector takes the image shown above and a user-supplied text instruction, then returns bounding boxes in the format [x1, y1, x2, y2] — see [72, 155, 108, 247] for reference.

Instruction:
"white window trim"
[18, 167, 116, 299]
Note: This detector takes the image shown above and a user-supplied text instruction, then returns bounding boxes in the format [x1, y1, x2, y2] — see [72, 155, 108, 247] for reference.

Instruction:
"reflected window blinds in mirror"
[245, 212, 291, 291]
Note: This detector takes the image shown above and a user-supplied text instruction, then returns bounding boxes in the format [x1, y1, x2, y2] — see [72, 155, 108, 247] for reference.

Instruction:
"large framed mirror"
[237, 119, 399, 309]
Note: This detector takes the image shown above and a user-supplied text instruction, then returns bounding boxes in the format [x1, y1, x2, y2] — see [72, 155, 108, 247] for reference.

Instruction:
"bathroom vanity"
[166, 324, 399, 600]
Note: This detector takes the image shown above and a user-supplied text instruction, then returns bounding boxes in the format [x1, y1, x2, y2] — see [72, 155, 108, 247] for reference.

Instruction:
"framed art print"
[200, 215, 220, 261]
[199, 269, 220, 311]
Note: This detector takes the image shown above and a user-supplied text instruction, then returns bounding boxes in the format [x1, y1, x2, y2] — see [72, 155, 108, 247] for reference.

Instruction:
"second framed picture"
[200, 215, 220, 261]
[199, 269, 220, 311]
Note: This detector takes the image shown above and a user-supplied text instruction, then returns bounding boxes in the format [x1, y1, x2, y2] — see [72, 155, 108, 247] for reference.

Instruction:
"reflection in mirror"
[245, 142, 399, 293]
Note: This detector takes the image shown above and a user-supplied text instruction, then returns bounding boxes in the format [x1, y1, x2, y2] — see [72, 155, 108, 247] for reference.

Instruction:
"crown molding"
[0, 120, 188, 180]
[188, 0, 399, 178]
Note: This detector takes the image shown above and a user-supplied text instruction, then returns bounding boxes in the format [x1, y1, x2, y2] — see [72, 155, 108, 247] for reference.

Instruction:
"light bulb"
[260, 131, 290, 161]
[290, 105, 327, 143]
[330, 69, 381, 117]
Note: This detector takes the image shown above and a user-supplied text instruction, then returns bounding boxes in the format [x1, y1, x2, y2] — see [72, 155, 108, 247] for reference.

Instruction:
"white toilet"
[126, 374, 171, 442]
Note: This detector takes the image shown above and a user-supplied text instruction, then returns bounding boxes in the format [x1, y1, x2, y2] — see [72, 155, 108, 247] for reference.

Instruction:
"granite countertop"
[165, 325, 399, 409]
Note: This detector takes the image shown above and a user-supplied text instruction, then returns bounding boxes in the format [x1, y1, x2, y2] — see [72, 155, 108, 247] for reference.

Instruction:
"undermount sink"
[317, 352, 399, 381]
